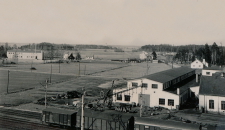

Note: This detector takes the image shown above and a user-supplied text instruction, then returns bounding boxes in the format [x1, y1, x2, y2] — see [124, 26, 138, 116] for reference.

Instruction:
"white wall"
[113, 78, 180, 109]
[199, 95, 225, 115]
[190, 86, 200, 98]
[191, 60, 204, 69]
[7, 51, 43, 60]
[202, 69, 221, 76]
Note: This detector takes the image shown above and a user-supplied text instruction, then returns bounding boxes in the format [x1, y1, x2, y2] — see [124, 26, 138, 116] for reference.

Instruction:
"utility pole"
[78, 61, 80, 76]
[81, 90, 86, 130]
[7, 70, 9, 94]
[45, 79, 48, 108]
[50, 63, 52, 83]
[84, 65, 86, 75]
[140, 80, 143, 117]
[59, 60, 60, 73]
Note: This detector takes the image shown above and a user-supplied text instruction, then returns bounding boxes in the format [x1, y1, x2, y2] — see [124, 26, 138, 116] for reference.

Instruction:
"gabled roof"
[199, 73, 225, 96]
[142, 67, 195, 83]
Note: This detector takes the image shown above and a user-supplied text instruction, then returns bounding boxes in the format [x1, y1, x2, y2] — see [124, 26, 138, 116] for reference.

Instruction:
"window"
[142, 83, 148, 88]
[159, 98, 165, 105]
[132, 82, 138, 87]
[124, 95, 130, 101]
[117, 93, 122, 100]
[193, 65, 195, 67]
[206, 72, 210, 75]
[221, 101, 225, 110]
[168, 99, 174, 106]
[199, 65, 201, 67]
[209, 100, 214, 109]
[152, 84, 158, 89]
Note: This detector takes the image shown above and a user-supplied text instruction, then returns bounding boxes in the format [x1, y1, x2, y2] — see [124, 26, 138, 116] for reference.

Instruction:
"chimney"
[203, 59, 205, 64]
[177, 88, 180, 95]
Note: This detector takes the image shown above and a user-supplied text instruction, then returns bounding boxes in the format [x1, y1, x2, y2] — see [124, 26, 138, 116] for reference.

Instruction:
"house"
[85, 55, 94, 60]
[113, 67, 196, 110]
[191, 59, 208, 69]
[199, 72, 225, 114]
[139, 51, 148, 60]
[7, 50, 43, 60]
[202, 66, 222, 76]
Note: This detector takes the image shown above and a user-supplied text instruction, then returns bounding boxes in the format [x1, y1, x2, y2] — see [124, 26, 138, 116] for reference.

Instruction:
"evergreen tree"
[152, 51, 157, 60]
[204, 43, 211, 64]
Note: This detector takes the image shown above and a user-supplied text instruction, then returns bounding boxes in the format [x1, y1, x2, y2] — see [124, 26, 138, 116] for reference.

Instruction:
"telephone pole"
[45, 79, 48, 108]
[7, 70, 9, 94]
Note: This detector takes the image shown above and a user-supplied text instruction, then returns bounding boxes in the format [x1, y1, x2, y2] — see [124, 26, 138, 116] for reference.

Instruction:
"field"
[0, 49, 171, 109]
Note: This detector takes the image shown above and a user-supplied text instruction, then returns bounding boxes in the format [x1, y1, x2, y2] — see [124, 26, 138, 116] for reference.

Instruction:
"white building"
[199, 72, 225, 115]
[139, 51, 148, 60]
[85, 55, 94, 60]
[113, 67, 195, 110]
[63, 53, 69, 60]
[202, 66, 222, 76]
[7, 50, 43, 60]
[191, 59, 208, 69]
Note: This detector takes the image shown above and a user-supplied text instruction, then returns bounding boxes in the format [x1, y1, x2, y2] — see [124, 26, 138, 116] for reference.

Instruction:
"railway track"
[0, 107, 41, 120]
[0, 115, 63, 130]
[0, 107, 69, 130]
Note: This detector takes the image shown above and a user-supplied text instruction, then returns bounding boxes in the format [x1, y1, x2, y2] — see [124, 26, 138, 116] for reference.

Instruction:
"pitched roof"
[199, 73, 225, 96]
[142, 67, 195, 83]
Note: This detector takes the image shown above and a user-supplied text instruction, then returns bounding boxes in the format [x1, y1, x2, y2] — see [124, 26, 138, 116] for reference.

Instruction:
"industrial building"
[7, 50, 43, 60]
[113, 67, 195, 110]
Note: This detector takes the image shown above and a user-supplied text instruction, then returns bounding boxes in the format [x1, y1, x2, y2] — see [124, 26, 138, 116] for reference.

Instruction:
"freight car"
[134, 117, 216, 130]
[41, 108, 77, 128]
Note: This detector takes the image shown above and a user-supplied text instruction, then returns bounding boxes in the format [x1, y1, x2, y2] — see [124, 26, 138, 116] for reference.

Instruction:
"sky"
[1, 0, 225, 46]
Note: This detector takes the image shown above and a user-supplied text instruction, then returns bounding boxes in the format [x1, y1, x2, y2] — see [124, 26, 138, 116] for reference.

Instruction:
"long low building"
[113, 67, 196, 110]
[7, 50, 43, 60]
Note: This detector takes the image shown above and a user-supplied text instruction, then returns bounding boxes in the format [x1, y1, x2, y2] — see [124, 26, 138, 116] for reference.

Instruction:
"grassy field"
[0, 70, 75, 94]
[1, 61, 129, 76]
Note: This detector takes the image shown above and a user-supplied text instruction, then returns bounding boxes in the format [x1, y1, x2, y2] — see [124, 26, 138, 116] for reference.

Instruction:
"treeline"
[141, 43, 224, 65]
[20, 42, 114, 50]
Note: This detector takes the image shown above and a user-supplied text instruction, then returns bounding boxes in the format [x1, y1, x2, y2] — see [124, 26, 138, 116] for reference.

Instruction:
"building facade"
[202, 66, 222, 76]
[7, 50, 43, 60]
[113, 67, 195, 110]
[191, 59, 208, 69]
[199, 72, 225, 115]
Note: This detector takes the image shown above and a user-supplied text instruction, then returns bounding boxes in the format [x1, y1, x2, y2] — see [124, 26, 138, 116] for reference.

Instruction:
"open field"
[0, 60, 129, 76]
[0, 70, 75, 94]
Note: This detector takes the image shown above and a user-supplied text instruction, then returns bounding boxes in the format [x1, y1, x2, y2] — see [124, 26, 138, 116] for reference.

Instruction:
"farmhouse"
[7, 50, 43, 60]
[199, 72, 225, 115]
[113, 67, 195, 109]
[139, 51, 148, 60]
[191, 59, 208, 69]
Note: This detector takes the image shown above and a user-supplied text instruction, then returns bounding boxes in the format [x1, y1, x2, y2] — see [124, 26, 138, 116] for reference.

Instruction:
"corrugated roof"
[142, 67, 195, 83]
[43, 108, 77, 115]
[199, 73, 225, 96]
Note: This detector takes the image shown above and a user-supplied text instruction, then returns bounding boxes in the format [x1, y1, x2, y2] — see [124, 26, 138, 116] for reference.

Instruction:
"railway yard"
[0, 59, 225, 129]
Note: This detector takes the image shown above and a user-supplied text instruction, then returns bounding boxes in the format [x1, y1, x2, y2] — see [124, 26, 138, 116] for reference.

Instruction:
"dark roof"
[142, 67, 195, 83]
[165, 78, 199, 94]
[199, 73, 225, 96]
[203, 66, 222, 70]
[43, 108, 77, 115]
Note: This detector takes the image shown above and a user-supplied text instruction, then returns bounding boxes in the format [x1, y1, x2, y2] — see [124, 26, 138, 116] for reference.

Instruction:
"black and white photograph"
[0, 0, 225, 129]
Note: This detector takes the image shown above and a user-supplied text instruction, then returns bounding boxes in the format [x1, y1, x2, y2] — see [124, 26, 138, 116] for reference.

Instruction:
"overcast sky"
[1, 0, 225, 46]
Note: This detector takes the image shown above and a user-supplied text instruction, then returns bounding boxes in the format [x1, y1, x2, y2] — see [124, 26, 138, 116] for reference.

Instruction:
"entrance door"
[138, 94, 150, 106]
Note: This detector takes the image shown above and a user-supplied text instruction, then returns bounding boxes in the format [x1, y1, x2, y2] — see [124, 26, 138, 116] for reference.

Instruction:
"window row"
[209, 100, 225, 110]
[117, 94, 130, 101]
[159, 98, 174, 106]
[131, 82, 158, 89]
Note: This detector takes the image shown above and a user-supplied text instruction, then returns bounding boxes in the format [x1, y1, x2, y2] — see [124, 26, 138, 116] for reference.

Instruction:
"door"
[138, 94, 150, 106]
